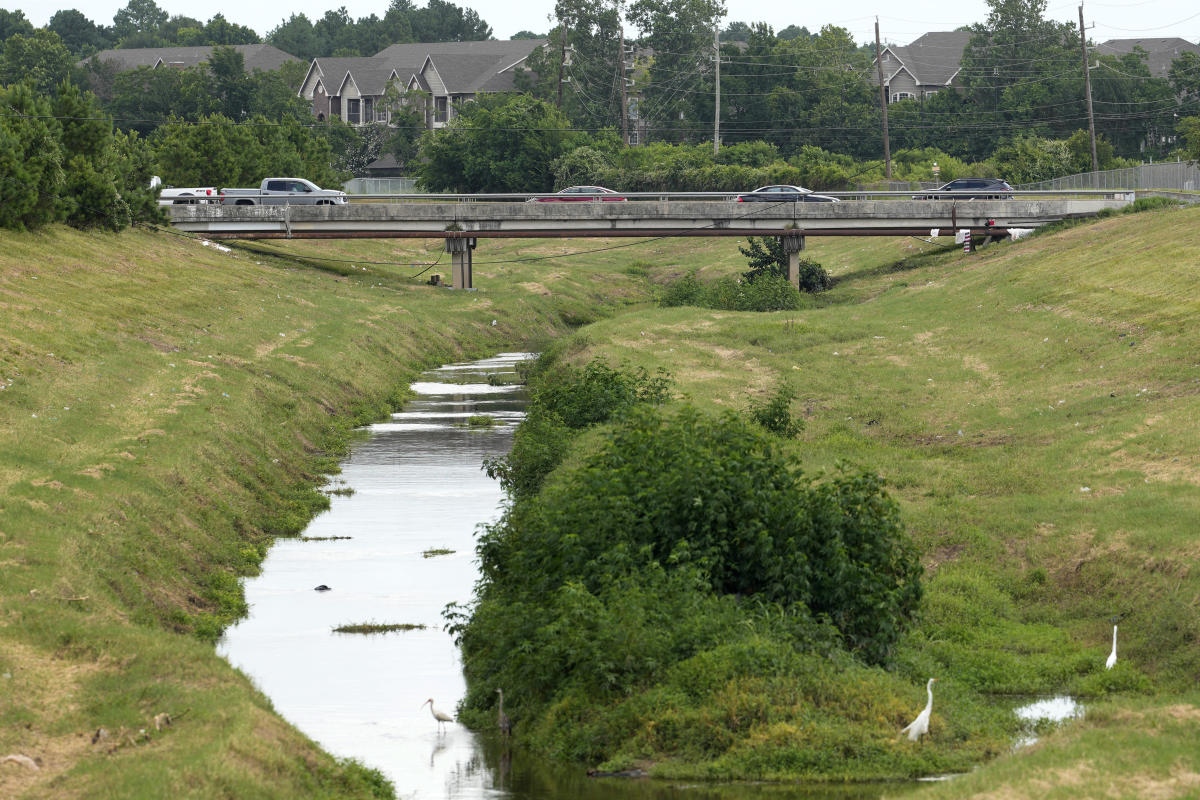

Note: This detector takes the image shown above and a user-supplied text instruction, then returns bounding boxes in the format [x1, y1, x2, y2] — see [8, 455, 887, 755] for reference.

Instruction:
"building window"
[924, 89, 938, 98]
[347, 98, 361, 124]
[362, 98, 373, 124]
[890, 91, 915, 103]
[434, 96, 448, 123]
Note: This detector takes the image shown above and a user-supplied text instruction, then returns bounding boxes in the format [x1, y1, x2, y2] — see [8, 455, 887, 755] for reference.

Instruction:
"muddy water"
[218, 353, 917, 800]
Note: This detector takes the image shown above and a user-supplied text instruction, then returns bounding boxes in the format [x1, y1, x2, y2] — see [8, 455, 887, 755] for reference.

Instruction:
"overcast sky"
[13, 0, 1200, 47]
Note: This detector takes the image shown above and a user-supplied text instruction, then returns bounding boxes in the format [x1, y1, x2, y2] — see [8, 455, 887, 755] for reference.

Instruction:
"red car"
[531, 186, 626, 202]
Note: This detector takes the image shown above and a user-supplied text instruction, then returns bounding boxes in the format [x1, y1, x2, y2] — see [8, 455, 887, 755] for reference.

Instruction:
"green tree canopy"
[48, 9, 111, 56]
[417, 93, 579, 192]
[1, 29, 76, 96]
[0, 83, 63, 230]
[112, 0, 169, 42]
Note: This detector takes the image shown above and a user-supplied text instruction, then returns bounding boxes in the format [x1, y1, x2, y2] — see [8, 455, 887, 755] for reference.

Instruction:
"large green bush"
[465, 405, 922, 723]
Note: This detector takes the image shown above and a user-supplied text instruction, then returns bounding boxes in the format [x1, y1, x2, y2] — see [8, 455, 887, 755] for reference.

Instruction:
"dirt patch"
[924, 540, 967, 573]
[517, 282, 552, 296]
[963, 355, 992, 375]
[0, 640, 107, 799]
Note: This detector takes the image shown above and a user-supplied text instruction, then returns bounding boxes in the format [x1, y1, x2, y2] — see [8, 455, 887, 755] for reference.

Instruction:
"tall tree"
[202, 14, 260, 46]
[0, 83, 63, 230]
[409, 0, 492, 42]
[112, 0, 168, 42]
[958, 0, 1080, 157]
[0, 8, 34, 43]
[208, 45, 251, 120]
[418, 93, 578, 192]
[48, 10, 110, 56]
[1, 30, 76, 95]
[627, 0, 726, 142]
[267, 14, 320, 61]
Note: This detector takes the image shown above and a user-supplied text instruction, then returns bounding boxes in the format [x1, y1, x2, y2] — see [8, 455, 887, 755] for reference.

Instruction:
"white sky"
[13, 0, 1200, 47]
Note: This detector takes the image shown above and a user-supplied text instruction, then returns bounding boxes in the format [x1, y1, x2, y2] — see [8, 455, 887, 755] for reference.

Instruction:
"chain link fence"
[1017, 161, 1200, 191]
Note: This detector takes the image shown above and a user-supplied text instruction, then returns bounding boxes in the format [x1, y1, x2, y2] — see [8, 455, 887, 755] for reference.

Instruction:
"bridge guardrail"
[340, 189, 1136, 203]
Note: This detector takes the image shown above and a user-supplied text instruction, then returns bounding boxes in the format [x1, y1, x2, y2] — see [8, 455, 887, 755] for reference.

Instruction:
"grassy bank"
[0, 225, 650, 798]
[6, 204, 1198, 795]
[458, 203, 1200, 790]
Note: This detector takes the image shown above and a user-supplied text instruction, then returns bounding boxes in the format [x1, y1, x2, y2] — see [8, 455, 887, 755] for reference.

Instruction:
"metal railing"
[344, 177, 422, 194]
[335, 188, 1133, 203]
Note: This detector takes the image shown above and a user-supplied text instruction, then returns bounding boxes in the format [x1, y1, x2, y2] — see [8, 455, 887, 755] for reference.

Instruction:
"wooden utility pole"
[619, 27, 630, 146]
[874, 18, 892, 179]
[1078, 5, 1099, 173]
[714, 24, 721, 155]
[557, 24, 567, 108]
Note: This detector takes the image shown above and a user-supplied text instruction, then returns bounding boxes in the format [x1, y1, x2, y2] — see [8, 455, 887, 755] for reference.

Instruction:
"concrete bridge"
[167, 191, 1133, 289]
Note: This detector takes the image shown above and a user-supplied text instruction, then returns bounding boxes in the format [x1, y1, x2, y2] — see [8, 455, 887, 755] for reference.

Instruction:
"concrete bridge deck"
[166, 191, 1133, 288]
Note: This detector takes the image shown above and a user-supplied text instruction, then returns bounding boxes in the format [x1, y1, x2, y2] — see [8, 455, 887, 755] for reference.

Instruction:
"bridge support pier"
[780, 233, 806, 289]
[445, 237, 477, 289]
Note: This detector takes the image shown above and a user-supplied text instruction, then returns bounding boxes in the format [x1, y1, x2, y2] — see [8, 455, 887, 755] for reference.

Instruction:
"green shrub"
[473, 406, 921, 671]
[659, 272, 705, 307]
[748, 382, 804, 437]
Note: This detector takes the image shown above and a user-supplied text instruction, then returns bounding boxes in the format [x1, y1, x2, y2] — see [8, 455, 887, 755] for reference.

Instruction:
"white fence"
[344, 177, 421, 194]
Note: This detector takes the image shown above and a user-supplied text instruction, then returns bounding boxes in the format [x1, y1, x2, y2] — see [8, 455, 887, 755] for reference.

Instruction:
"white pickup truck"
[152, 177, 220, 205]
[219, 178, 348, 206]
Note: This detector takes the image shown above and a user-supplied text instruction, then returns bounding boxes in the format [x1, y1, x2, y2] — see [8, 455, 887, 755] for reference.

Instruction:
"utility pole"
[874, 18, 892, 179]
[620, 27, 630, 146]
[557, 23, 567, 108]
[714, 24, 721, 155]
[1078, 4, 1099, 173]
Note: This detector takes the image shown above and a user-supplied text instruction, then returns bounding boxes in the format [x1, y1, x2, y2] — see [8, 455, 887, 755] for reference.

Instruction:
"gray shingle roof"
[85, 44, 299, 73]
[1096, 37, 1200, 79]
[377, 39, 545, 94]
[878, 31, 972, 87]
[310, 56, 401, 95]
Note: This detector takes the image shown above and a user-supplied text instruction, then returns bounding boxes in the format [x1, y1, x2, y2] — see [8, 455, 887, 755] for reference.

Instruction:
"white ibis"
[421, 698, 453, 731]
[900, 678, 937, 742]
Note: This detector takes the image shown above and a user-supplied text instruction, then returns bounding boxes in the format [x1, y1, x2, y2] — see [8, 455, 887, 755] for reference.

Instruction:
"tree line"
[0, 0, 494, 60]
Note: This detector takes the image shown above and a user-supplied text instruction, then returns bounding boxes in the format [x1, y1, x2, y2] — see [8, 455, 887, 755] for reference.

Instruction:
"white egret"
[900, 678, 937, 742]
[1106, 625, 1118, 670]
[421, 698, 453, 731]
[495, 688, 512, 736]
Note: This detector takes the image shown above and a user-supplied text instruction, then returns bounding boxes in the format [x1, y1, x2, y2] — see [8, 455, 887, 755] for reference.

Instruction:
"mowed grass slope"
[0, 226, 652, 799]
[541, 205, 1200, 791]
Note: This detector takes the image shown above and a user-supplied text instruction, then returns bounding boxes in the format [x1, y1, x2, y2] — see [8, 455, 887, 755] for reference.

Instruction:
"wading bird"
[421, 698, 453, 731]
[1106, 625, 1118, 670]
[900, 678, 937, 742]
[495, 688, 512, 737]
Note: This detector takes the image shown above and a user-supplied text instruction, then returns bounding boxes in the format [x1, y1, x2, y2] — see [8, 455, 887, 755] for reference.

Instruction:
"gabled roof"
[876, 31, 972, 87]
[299, 39, 546, 100]
[84, 44, 299, 73]
[421, 52, 531, 94]
[1096, 37, 1200, 79]
[300, 56, 399, 98]
[381, 39, 545, 94]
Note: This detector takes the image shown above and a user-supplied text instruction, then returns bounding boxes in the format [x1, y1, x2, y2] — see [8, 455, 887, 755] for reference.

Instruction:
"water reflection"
[1012, 696, 1083, 749]
[218, 352, 917, 800]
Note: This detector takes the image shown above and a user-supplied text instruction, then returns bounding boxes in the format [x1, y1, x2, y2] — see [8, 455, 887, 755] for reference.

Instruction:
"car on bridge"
[735, 185, 839, 203]
[531, 186, 627, 202]
[220, 178, 348, 206]
[913, 178, 1014, 200]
